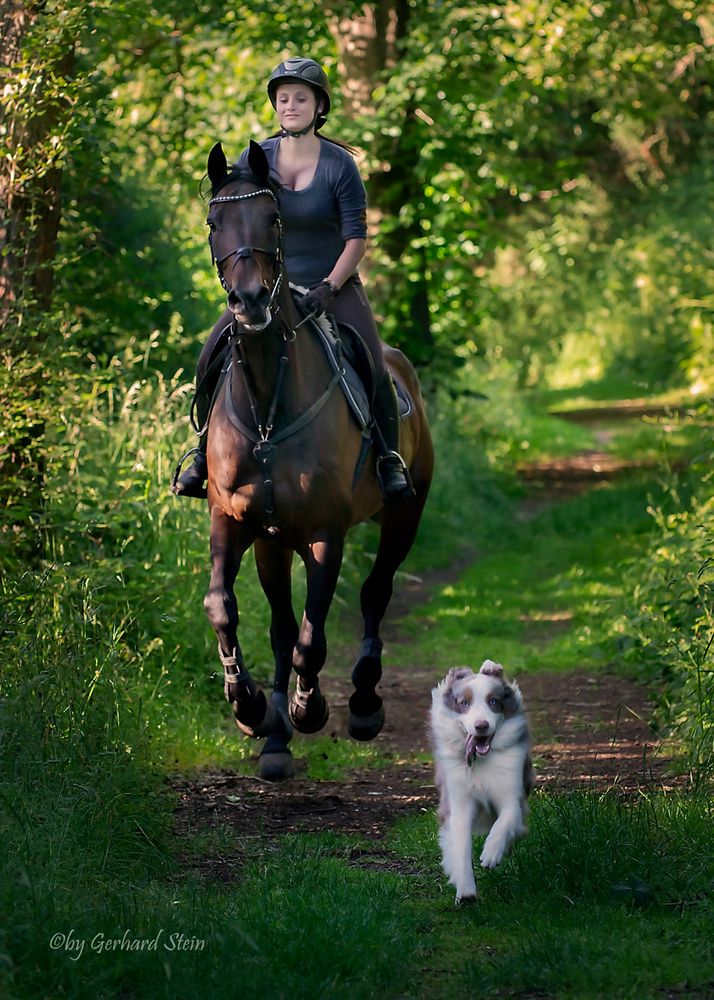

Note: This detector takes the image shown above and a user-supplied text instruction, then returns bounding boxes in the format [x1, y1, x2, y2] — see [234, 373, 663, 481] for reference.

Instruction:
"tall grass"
[389, 792, 714, 999]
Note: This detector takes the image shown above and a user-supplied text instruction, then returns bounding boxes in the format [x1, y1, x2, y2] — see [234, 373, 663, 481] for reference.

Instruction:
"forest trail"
[172, 402, 684, 859]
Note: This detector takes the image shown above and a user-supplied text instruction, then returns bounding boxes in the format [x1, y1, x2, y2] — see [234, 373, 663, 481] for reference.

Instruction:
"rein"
[226, 324, 342, 535]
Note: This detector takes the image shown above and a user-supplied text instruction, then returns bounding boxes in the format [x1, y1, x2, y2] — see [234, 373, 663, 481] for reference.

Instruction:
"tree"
[0, 1, 79, 330]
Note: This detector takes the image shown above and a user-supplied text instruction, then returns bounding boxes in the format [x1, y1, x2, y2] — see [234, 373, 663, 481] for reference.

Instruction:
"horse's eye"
[207, 219, 217, 232]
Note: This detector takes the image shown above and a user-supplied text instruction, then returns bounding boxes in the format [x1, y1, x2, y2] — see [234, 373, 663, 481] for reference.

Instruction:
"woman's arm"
[324, 238, 366, 289]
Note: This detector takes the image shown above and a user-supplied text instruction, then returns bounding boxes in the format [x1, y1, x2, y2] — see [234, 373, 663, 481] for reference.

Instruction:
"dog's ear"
[501, 683, 521, 718]
[442, 668, 473, 713]
[480, 659, 504, 678]
[446, 667, 473, 684]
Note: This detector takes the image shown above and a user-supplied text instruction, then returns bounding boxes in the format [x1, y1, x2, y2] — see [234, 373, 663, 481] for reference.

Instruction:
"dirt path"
[172, 409, 685, 854]
[172, 665, 680, 857]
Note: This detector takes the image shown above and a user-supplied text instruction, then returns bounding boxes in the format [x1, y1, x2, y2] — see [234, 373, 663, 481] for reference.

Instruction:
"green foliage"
[472, 157, 714, 390]
[616, 412, 714, 784]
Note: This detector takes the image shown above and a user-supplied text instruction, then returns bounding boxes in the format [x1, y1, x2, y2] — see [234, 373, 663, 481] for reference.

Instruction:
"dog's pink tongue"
[465, 734, 492, 762]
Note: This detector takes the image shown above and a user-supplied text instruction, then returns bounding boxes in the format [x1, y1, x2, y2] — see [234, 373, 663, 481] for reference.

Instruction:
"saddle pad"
[292, 289, 413, 429]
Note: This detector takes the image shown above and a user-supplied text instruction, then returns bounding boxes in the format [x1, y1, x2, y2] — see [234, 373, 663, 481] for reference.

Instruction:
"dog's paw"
[455, 892, 478, 907]
[453, 875, 477, 901]
[479, 838, 506, 869]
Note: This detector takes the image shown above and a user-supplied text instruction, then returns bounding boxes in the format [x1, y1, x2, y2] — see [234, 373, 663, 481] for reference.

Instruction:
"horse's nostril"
[227, 290, 242, 309]
[255, 285, 270, 308]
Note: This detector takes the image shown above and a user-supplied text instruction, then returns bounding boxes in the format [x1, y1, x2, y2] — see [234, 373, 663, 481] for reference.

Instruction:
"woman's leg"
[172, 307, 233, 498]
[328, 277, 413, 498]
[327, 276, 386, 379]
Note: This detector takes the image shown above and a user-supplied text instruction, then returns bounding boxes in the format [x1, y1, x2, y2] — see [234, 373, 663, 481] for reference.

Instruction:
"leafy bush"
[616, 404, 714, 785]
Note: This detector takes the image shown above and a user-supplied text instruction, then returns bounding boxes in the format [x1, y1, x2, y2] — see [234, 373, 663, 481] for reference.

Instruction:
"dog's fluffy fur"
[430, 660, 534, 903]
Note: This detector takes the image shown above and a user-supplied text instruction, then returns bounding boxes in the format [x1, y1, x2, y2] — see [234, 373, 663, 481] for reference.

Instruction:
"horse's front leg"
[289, 532, 345, 734]
[204, 508, 274, 738]
[253, 539, 299, 779]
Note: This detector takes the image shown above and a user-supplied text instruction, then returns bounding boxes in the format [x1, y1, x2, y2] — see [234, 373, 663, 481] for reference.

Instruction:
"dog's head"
[436, 660, 524, 764]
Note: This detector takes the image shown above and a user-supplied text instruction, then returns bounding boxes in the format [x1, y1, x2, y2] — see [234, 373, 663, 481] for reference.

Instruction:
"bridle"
[207, 187, 285, 332]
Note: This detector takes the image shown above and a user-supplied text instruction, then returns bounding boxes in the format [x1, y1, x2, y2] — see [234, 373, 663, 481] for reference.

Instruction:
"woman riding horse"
[173, 56, 411, 500]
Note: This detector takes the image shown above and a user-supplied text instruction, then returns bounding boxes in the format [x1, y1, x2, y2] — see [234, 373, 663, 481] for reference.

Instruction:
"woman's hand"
[303, 280, 339, 316]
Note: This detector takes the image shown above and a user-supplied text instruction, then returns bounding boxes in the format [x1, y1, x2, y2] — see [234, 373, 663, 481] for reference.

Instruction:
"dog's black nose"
[474, 720, 490, 733]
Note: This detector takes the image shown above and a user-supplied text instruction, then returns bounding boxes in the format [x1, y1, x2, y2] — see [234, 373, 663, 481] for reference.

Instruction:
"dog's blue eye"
[488, 697, 501, 710]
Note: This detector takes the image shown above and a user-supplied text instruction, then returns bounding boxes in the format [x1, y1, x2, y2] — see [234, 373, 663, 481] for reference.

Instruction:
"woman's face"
[275, 83, 321, 132]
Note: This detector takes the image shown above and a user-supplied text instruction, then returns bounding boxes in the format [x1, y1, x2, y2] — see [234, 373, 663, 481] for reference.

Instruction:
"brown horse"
[200, 140, 433, 779]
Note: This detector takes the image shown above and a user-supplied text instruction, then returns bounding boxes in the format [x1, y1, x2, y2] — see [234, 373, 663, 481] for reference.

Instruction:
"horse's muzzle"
[227, 285, 272, 330]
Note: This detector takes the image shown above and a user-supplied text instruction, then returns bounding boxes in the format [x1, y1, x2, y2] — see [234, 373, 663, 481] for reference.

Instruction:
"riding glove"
[303, 280, 339, 317]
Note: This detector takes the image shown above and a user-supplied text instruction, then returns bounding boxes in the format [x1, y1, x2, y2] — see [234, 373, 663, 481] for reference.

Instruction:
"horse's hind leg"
[349, 496, 427, 741]
[254, 539, 299, 780]
[204, 509, 275, 739]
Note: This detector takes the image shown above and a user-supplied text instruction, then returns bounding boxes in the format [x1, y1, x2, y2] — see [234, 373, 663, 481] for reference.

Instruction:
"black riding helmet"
[267, 57, 331, 133]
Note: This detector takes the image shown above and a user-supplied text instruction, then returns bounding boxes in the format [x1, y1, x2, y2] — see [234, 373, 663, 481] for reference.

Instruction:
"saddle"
[292, 287, 414, 433]
[190, 289, 413, 439]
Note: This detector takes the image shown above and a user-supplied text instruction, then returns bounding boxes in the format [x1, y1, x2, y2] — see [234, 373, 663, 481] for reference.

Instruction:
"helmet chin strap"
[280, 107, 323, 138]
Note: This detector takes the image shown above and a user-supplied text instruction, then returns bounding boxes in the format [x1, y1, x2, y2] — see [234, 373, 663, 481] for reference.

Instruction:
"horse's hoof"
[258, 750, 296, 781]
[289, 685, 330, 734]
[235, 691, 292, 740]
[348, 700, 385, 742]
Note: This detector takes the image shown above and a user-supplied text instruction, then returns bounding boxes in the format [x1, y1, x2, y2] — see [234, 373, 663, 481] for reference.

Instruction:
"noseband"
[208, 187, 285, 331]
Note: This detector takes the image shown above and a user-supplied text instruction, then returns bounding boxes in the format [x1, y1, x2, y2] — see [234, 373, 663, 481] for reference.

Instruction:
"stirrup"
[171, 447, 207, 498]
[376, 451, 415, 499]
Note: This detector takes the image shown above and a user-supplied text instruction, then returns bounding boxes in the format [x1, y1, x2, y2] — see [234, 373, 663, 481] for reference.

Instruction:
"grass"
[386, 474, 688, 676]
[386, 792, 713, 999]
[2, 351, 713, 997]
[5, 764, 709, 1000]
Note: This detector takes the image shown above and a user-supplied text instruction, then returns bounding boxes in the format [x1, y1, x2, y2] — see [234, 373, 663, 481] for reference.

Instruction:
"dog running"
[430, 660, 534, 903]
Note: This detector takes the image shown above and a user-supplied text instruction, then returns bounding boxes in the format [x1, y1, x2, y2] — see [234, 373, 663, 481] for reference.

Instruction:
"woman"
[174, 56, 411, 499]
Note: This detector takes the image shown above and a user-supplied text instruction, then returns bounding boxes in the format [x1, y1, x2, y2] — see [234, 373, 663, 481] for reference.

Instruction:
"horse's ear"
[248, 140, 270, 184]
[207, 142, 228, 191]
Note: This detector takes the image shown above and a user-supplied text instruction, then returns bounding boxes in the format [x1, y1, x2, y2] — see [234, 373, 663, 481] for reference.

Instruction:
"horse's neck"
[235, 301, 319, 414]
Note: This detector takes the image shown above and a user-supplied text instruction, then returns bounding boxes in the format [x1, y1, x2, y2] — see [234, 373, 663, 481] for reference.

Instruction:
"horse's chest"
[222, 447, 345, 527]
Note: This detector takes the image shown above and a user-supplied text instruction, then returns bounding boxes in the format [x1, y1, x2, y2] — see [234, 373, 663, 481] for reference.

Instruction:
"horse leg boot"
[205, 512, 280, 740]
[372, 374, 415, 499]
[349, 493, 429, 740]
[289, 536, 343, 735]
[253, 540, 299, 780]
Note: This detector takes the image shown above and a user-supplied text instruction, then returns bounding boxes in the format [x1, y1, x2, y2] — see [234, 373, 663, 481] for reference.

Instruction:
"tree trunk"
[329, 1, 434, 363]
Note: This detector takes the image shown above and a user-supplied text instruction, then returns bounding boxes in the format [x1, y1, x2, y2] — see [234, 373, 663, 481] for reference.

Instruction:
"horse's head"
[206, 141, 284, 332]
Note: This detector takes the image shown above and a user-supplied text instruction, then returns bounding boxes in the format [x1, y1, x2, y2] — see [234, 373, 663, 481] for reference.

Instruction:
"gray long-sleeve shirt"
[237, 137, 368, 288]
